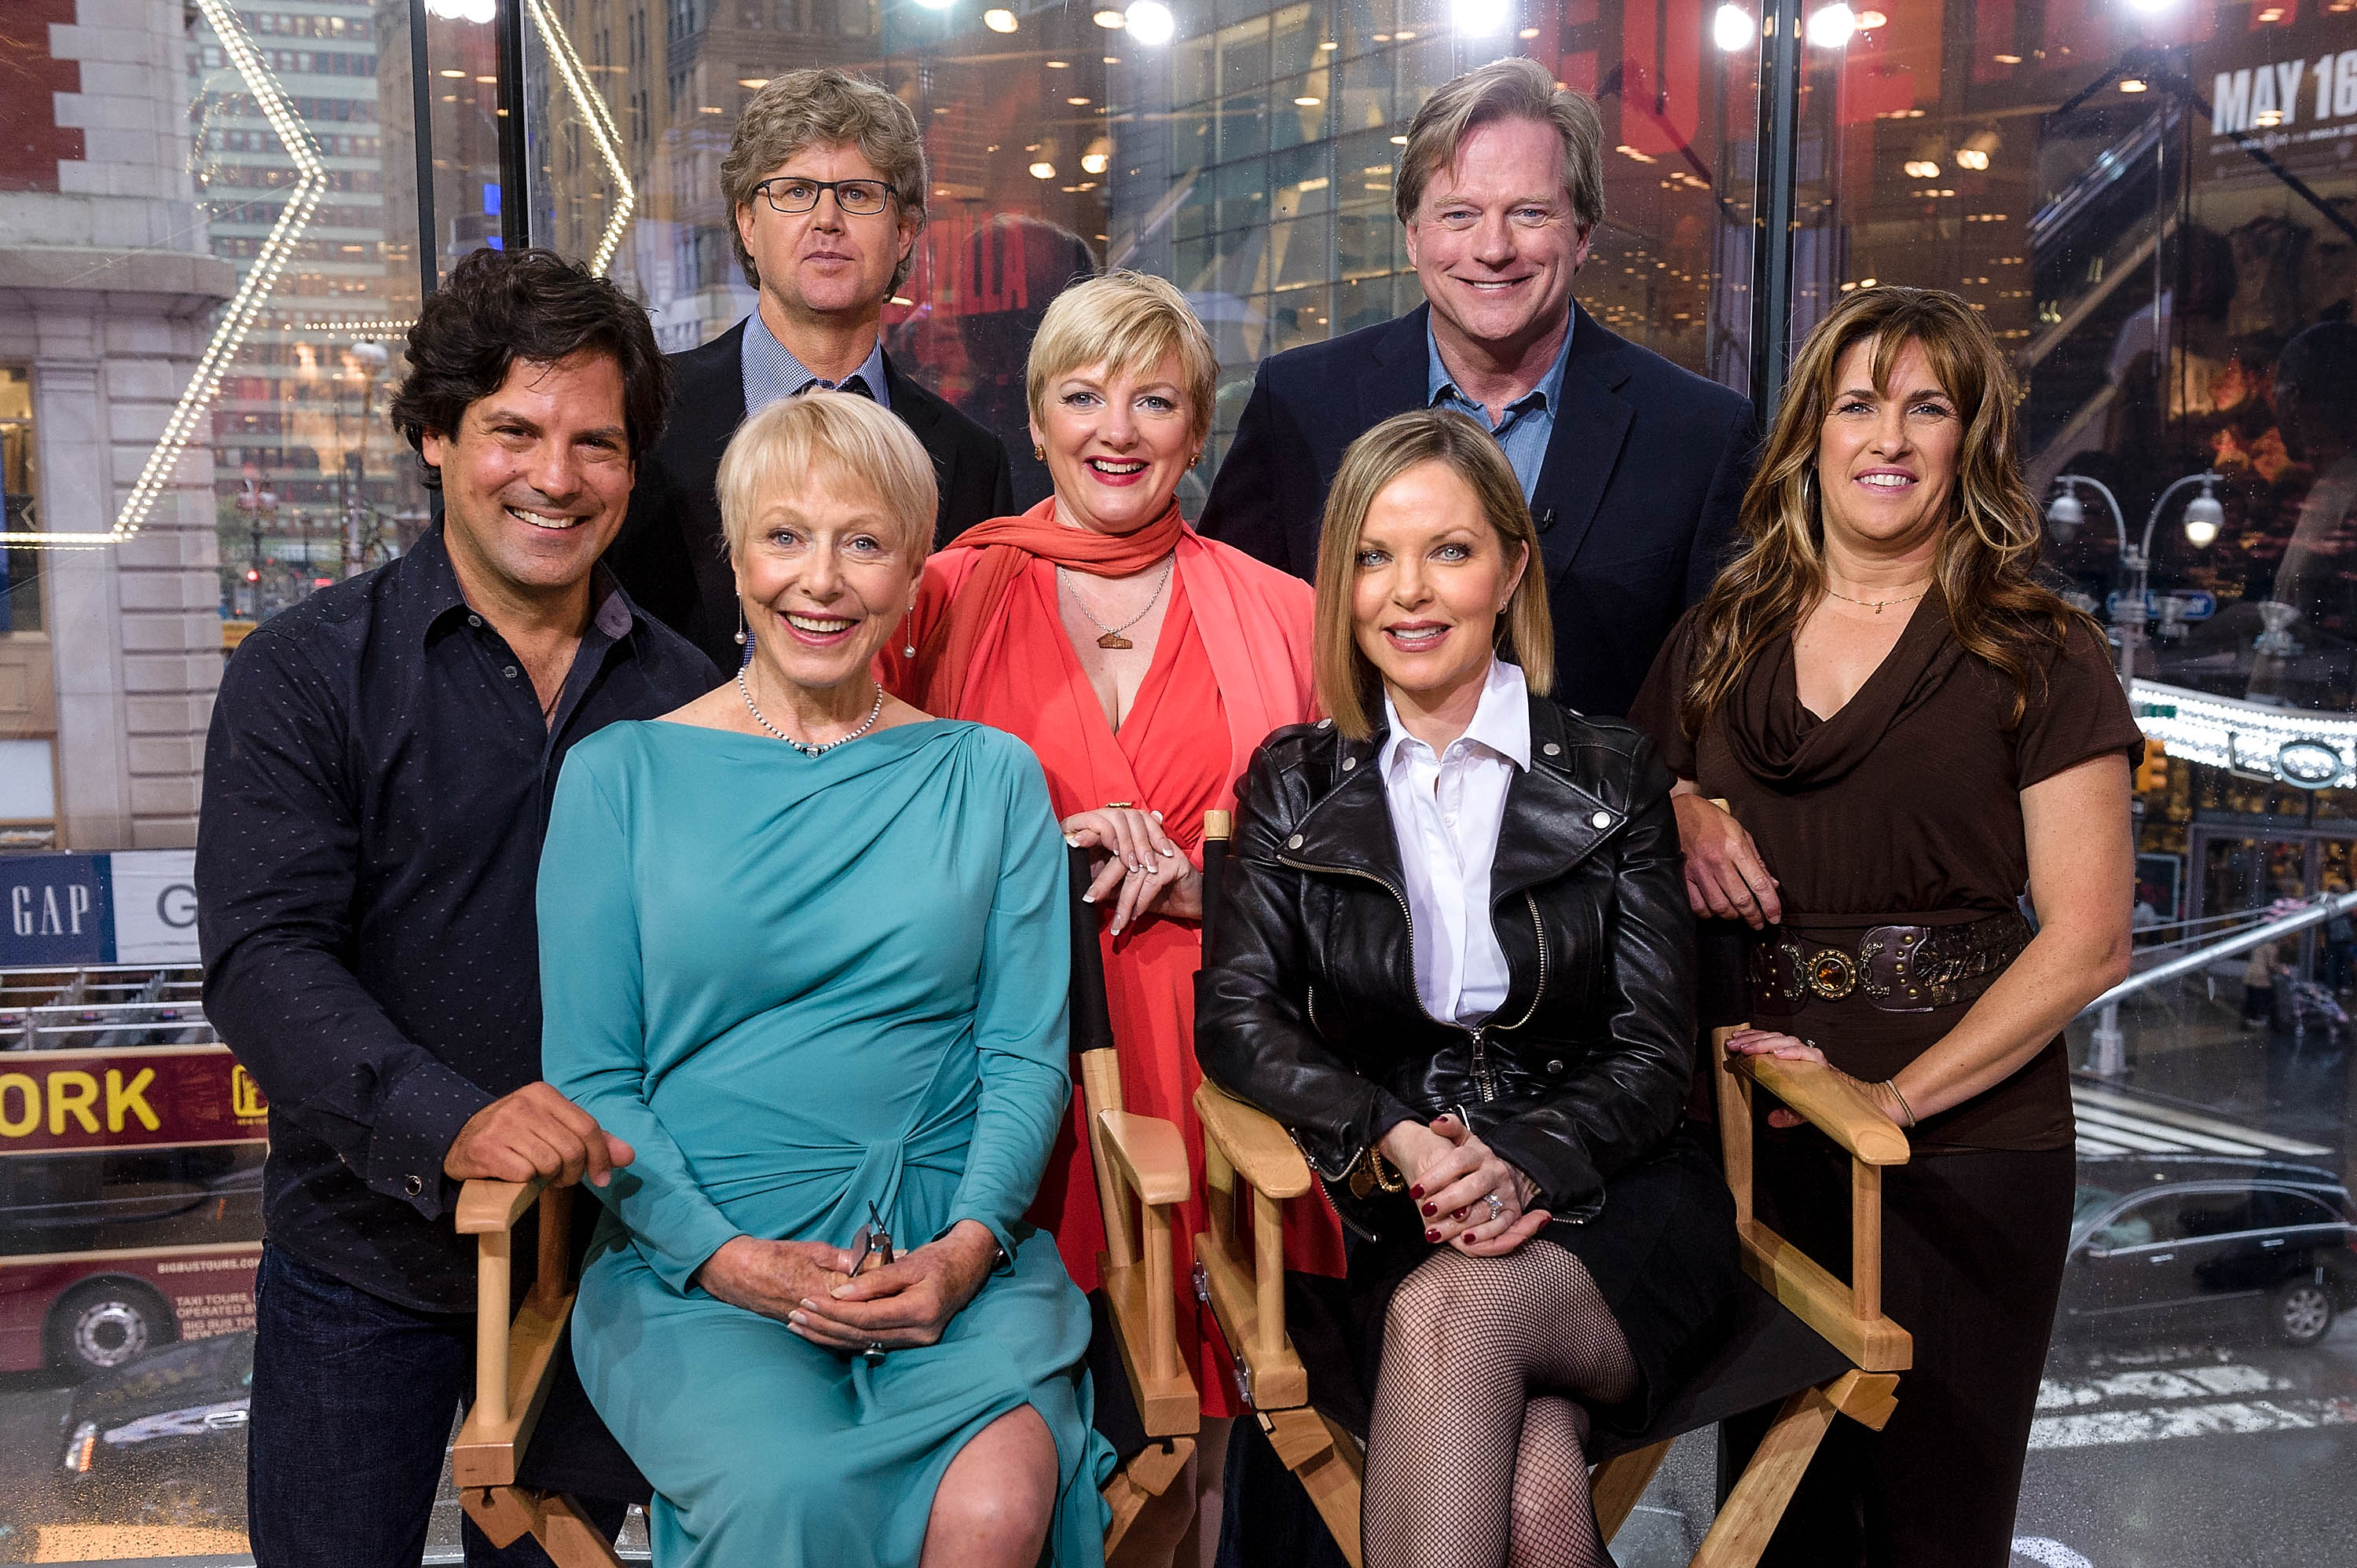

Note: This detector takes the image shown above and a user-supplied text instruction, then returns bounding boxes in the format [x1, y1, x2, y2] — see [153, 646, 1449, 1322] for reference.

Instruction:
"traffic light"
[2135, 737, 2169, 794]
[244, 568, 259, 583]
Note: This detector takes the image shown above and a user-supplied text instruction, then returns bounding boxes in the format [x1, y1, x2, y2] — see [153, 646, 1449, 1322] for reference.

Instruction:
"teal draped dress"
[539, 717, 1114, 1568]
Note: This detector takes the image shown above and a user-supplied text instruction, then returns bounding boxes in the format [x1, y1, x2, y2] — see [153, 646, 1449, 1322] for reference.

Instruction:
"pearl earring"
[734, 600, 748, 647]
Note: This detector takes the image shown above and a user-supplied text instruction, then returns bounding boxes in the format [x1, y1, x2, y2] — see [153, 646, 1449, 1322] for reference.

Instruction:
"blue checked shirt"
[740, 307, 892, 412]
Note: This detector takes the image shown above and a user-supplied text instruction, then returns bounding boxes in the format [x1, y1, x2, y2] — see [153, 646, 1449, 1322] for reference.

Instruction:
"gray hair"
[720, 69, 927, 294]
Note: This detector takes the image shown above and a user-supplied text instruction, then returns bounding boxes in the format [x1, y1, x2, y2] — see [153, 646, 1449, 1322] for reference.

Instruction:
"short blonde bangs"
[1025, 271, 1217, 448]
[1313, 408, 1554, 738]
[716, 391, 938, 562]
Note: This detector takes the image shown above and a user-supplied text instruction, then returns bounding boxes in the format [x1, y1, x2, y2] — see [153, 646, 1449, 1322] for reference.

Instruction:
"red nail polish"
[1409, 1185, 1424, 1199]
[1421, 1202, 1436, 1216]
[1425, 1229, 1440, 1243]
[1453, 1209, 1467, 1221]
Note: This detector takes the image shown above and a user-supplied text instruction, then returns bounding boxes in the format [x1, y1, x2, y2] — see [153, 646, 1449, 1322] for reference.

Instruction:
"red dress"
[888, 512, 1347, 1418]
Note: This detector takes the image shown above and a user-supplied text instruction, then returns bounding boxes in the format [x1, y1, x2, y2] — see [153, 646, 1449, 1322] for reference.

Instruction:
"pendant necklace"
[1060, 556, 1174, 650]
[1823, 580, 1930, 615]
[737, 668, 885, 757]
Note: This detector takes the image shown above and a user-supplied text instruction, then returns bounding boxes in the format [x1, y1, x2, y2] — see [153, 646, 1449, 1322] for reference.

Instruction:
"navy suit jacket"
[603, 317, 1014, 674]
[1198, 302, 1757, 719]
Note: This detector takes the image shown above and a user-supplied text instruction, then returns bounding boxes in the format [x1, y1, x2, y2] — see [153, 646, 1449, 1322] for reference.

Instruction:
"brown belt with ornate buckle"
[1746, 913, 2032, 1015]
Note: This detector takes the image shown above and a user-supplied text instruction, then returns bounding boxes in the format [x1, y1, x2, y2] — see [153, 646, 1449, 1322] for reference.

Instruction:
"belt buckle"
[1806, 947, 1858, 1001]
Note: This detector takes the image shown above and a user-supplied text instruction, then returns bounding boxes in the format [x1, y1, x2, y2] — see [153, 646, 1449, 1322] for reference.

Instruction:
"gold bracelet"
[1883, 1079, 1917, 1127]
[1347, 1145, 1410, 1200]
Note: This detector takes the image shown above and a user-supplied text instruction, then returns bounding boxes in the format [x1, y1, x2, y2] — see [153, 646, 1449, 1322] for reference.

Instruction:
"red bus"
[0, 965, 267, 1374]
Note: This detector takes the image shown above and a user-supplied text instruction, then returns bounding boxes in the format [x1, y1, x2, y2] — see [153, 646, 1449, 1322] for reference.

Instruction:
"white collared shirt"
[1379, 658, 1530, 1024]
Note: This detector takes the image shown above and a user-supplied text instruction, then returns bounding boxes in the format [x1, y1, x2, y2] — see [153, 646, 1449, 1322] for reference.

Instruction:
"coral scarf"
[894, 496, 1314, 802]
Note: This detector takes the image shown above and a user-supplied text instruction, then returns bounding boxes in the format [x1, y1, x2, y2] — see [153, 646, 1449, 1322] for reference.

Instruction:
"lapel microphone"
[1538, 507, 1556, 533]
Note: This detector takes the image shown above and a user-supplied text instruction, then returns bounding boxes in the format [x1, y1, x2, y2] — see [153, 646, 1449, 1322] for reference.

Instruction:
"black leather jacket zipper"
[1278, 854, 1553, 1109]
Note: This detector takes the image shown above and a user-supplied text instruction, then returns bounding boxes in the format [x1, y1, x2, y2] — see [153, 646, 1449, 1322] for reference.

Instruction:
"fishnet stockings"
[1364, 1244, 1638, 1568]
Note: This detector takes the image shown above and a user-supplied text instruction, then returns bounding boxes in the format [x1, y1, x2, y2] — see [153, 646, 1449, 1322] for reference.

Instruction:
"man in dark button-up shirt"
[198, 247, 717, 1568]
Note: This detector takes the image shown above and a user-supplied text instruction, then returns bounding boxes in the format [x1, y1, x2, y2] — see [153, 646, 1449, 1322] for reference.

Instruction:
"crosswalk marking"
[2069, 1085, 2334, 1161]
[2029, 1394, 2357, 1450]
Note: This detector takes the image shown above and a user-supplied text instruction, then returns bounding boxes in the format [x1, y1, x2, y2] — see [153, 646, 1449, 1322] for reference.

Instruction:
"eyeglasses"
[750, 176, 898, 217]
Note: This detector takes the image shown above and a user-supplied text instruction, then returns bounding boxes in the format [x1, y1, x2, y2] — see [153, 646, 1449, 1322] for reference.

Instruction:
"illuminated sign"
[0, 1046, 267, 1156]
[2132, 680, 2357, 789]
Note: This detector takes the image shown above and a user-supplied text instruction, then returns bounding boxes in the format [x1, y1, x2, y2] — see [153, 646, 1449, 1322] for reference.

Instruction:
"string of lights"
[91, 0, 324, 548]
[525, 0, 635, 277]
[2131, 679, 2357, 791]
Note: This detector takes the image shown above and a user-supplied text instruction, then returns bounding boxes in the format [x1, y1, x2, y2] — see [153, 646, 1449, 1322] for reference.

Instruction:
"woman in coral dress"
[884, 272, 1344, 1565]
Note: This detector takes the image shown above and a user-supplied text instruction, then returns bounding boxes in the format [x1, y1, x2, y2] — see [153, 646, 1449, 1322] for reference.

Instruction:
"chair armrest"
[457, 1177, 548, 1235]
[1193, 1082, 1313, 1200]
[1083, 1090, 1200, 1437]
[1098, 1111, 1189, 1206]
[453, 1178, 573, 1487]
[1729, 1056, 1911, 1167]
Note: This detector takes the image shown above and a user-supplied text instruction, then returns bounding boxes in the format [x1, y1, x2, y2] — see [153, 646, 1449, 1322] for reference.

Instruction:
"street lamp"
[2046, 469, 2225, 1079]
[2045, 470, 2227, 688]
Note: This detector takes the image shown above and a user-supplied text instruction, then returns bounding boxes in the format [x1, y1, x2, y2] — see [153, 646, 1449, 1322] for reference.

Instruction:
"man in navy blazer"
[1200, 58, 1754, 720]
[606, 69, 1010, 673]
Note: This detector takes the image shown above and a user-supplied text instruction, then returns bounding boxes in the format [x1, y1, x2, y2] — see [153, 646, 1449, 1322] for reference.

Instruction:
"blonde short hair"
[1394, 57, 1604, 234]
[720, 69, 926, 294]
[1312, 408, 1554, 739]
[1025, 271, 1217, 449]
[716, 391, 938, 562]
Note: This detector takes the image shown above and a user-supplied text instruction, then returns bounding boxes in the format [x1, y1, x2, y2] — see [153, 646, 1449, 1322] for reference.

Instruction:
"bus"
[0, 965, 267, 1374]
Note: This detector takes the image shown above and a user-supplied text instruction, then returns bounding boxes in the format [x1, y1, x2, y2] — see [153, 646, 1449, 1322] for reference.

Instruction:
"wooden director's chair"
[1191, 814, 1913, 1568]
[449, 845, 1201, 1564]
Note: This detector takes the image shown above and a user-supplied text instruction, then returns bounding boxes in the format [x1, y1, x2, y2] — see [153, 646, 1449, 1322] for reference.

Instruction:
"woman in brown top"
[1629, 286, 2139, 1568]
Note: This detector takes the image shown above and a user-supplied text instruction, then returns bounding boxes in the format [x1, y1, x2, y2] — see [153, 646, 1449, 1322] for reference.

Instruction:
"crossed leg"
[1364, 1244, 1637, 1568]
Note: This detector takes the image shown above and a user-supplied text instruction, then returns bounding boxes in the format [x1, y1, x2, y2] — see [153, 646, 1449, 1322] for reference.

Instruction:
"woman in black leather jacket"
[1197, 408, 1739, 1568]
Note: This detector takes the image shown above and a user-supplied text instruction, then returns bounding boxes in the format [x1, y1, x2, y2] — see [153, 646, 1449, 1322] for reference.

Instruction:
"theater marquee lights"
[98, 0, 324, 547]
[2131, 680, 2357, 791]
[526, 0, 636, 275]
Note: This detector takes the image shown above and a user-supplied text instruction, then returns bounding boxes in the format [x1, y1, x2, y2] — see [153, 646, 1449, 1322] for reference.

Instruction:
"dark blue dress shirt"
[197, 526, 719, 1313]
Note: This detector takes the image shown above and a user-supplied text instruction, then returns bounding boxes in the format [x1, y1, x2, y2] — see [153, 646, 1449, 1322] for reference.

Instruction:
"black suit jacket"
[605, 317, 1014, 673]
[1198, 302, 1757, 719]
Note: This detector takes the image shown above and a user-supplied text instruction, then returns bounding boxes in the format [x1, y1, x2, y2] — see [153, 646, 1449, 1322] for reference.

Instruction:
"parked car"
[57, 1329, 250, 1528]
[2059, 1156, 2357, 1347]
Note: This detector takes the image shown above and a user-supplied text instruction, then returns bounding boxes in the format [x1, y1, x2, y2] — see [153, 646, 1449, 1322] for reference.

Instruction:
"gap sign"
[0, 851, 197, 969]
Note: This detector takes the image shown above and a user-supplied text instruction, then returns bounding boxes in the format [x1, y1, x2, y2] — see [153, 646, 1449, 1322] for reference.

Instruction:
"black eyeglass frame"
[748, 175, 903, 217]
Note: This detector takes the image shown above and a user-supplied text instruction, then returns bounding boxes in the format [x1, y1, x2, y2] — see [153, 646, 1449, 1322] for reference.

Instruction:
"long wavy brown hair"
[1680, 285, 2093, 735]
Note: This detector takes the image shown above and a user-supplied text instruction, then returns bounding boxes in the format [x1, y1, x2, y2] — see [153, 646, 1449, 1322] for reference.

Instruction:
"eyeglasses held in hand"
[751, 177, 898, 217]
[848, 1199, 896, 1278]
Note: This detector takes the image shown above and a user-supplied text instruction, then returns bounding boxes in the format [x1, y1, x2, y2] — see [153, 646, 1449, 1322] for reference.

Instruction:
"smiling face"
[1403, 115, 1591, 364]
[419, 350, 634, 609]
[1814, 336, 1963, 556]
[735, 141, 918, 332]
[734, 470, 921, 696]
[1031, 354, 1200, 536]
[1350, 460, 1528, 714]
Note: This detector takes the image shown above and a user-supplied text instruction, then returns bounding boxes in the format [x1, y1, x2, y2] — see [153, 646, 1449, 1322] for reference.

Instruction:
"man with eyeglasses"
[1199, 57, 1756, 722]
[607, 68, 1012, 672]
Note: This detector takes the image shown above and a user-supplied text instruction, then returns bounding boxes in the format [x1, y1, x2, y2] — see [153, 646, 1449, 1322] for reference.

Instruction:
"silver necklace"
[1058, 557, 1174, 650]
[1822, 579, 1930, 615]
[735, 668, 885, 757]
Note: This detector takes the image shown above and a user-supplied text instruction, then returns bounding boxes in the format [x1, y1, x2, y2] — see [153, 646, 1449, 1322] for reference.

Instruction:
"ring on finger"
[1483, 1193, 1506, 1223]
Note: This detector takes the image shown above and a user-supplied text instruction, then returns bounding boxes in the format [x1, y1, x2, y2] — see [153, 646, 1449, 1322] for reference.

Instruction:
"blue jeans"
[247, 1243, 628, 1568]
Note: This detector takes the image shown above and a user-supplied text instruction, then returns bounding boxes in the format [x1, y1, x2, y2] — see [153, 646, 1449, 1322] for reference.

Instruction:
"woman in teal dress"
[540, 390, 1114, 1567]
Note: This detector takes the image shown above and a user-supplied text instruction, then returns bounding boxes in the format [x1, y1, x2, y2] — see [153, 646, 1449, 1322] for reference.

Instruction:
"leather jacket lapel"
[1490, 697, 1625, 900]
[1278, 728, 1406, 896]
